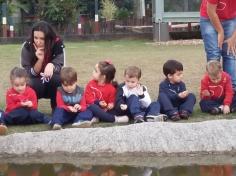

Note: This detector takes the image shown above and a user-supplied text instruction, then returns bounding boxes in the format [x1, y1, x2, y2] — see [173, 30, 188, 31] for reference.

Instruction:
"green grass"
[0, 39, 234, 134]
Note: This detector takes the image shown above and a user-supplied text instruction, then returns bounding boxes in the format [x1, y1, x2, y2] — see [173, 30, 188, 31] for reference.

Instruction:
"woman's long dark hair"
[30, 21, 57, 63]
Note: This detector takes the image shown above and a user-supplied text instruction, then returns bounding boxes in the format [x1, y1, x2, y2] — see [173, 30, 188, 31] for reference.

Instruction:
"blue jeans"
[51, 108, 93, 125]
[88, 104, 116, 122]
[126, 95, 161, 119]
[200, 95, 236, 113]
[3, 108, 50, 125]
[158, 92, 196, 117]
[200, 17, 236, 88]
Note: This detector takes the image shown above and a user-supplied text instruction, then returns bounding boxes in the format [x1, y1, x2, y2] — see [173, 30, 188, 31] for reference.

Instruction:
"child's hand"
[202, 90, 211, 97]
[68, 106, 77, 113]
[99, 101, 107, 108]
[137, 85, 144, 96]
[178, 90, 189, 98]
[107, 103, 114, 110]
[120, 104, 128, 111]
[21, 100, 33, 107]
[74, 104, 81, 111]
[223, 105, 230, 114]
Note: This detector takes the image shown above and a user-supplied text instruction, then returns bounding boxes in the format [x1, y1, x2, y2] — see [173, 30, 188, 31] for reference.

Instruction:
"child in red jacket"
[0, 67, 50, 135]
[84, 60, 128, 123]
[200, 60, 236, 115]
[51, 67, 92, 130]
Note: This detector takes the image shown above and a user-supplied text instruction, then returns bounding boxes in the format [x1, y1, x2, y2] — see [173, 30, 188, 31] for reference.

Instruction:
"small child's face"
[12, 77, 27, 94]
[168, 71, 183, 83]
[124, 75, 139, 89]
[62, 82, 77, 93]
[209, 72, 222, 83]
[92, 64, 102, 81]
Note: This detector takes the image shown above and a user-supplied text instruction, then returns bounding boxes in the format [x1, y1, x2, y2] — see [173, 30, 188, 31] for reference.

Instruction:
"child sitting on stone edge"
[0, 67, 50, 135]
[50, 67, 92, 130]
[158, 59, 196, 121]
[200, 60, 236, 115]
[115, 66, 167, 123]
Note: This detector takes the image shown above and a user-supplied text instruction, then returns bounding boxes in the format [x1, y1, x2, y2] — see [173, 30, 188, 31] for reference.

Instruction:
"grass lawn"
[0, 39, 234, 134]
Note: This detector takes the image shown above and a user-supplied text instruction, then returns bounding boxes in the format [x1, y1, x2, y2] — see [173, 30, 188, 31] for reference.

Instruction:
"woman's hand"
[44, 63, 54, 78]
[225, 32, 236, 56]
[33, 43, 44, 62]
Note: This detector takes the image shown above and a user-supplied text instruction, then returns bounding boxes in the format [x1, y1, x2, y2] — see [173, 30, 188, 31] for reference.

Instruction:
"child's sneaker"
[115, 115, 129, 123]
[0, 124, 7, 135]
[90, 117, 99, 124]
[146, 114, 168, 122]
[72, 121, 91, 128]
[179, 110, 190, 120]
[210, 107, 222, 115]
[169, 112, 181, 121]
[52, 124, 62, 130]
[134, 115, 145, 123]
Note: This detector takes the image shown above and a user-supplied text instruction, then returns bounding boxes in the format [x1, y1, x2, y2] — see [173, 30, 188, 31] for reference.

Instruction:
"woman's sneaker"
[72, 121, 91, 128]
[52, 124, 62, 130]
[0, 124, 7, 135]
[146, 114, 168, 122]
[115, 115, 129, 123]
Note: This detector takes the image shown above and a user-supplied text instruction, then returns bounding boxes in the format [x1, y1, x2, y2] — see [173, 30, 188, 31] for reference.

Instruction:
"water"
[0, 163, 236, 176]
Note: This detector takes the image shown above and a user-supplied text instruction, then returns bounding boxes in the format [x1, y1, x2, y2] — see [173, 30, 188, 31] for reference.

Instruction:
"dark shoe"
[134, 115, 145, 123]
[230, 107, 236, 113]
[179, 110, 190, 120]
[169, 112, 181, 121]
[210, 107, 221, 115]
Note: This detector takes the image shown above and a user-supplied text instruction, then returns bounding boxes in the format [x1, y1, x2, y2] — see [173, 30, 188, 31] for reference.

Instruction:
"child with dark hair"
[115, 66, 167, 123]
[0, 67, 50, 135]
[200, 60, 236, 115]
[158, 60, 196, 121]
[84, 60, 128, 123]
[51, 67, 92, 130]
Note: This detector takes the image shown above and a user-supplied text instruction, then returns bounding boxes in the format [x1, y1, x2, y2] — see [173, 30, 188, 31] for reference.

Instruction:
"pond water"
[0, 163, 235, 176]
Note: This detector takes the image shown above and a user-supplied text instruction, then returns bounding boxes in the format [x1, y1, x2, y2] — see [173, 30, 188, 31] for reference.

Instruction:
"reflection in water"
[0, 163, 235, 176]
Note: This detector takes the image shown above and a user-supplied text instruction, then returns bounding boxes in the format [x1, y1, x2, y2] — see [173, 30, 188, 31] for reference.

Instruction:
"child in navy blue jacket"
[158, 60, 196, 121]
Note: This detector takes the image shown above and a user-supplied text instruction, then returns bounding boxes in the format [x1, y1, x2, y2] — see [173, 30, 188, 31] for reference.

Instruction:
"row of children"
[0, 59, 235, 135]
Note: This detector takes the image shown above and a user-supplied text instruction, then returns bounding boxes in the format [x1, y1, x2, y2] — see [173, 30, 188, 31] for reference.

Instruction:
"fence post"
[2, 3, 7, 37]
[94, 0, 99, 33]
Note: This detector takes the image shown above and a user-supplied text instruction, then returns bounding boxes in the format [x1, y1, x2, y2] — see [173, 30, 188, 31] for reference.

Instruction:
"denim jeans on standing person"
[51, 107, 93, 125]
[200, 17, 236, 88]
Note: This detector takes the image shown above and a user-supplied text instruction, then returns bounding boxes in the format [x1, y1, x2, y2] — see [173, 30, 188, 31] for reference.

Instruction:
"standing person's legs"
[200, 17, 221, 61]
[46, 73, 61, 110]
[222, 18, 236, 89]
